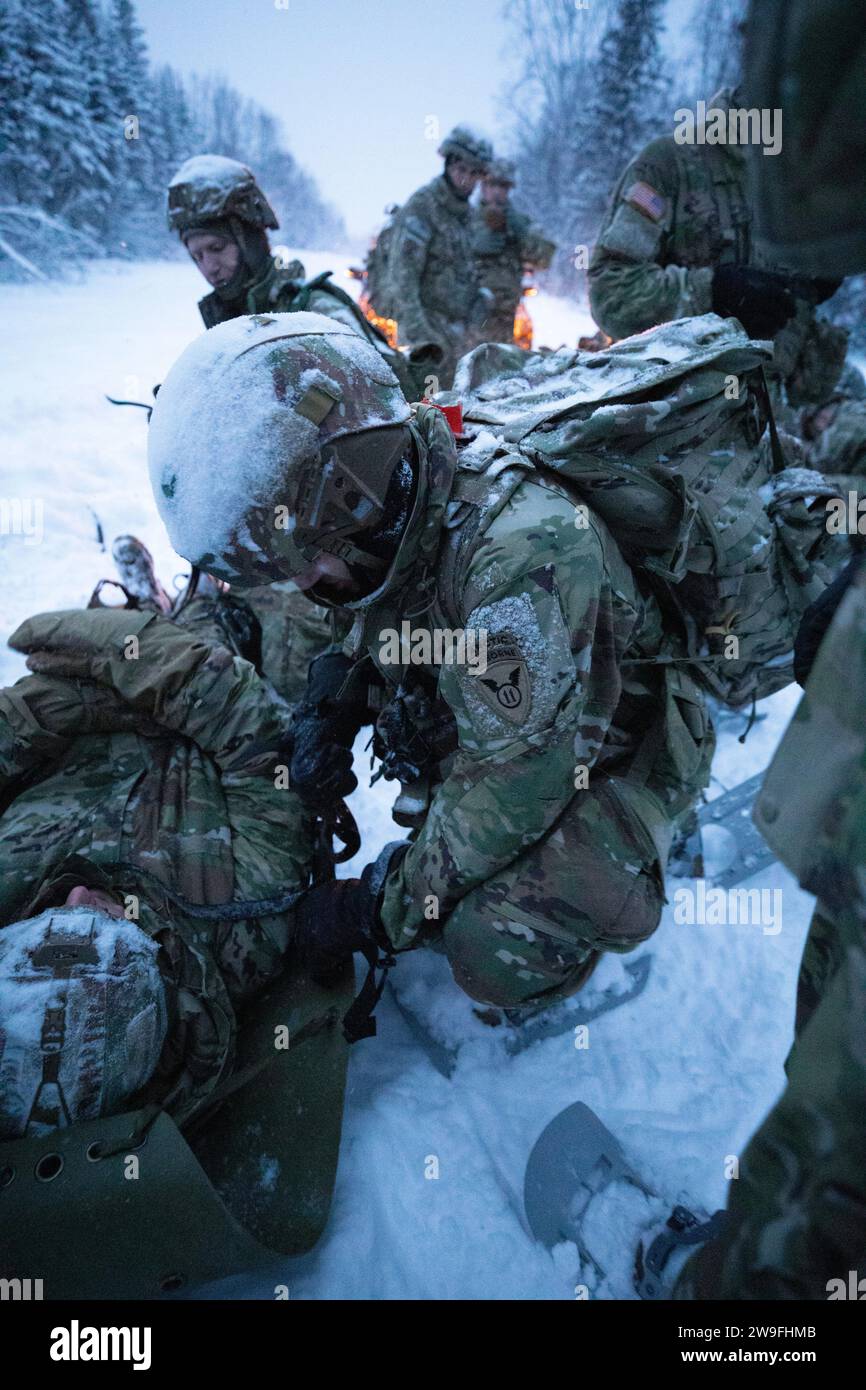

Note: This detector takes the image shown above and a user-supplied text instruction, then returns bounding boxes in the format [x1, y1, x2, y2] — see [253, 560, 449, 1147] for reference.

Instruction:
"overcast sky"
[137, 0, 698, 243]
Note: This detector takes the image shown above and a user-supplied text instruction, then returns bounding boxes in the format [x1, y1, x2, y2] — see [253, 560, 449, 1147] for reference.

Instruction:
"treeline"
[0, 0, 347, 278]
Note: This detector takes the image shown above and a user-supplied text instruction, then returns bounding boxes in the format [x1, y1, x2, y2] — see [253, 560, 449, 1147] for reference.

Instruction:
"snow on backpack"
[445, 313, 853, 708]
[363, 205, 400, 321]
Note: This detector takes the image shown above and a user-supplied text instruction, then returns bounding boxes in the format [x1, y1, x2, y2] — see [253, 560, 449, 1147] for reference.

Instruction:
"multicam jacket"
[0, 607, 315, 1125]
[387, 175, 483, 380]
[675, 564, 866, 1299]
[588, 131, 847, 405]
[472, 206, 556, 342]
[336, 405, 714, 952]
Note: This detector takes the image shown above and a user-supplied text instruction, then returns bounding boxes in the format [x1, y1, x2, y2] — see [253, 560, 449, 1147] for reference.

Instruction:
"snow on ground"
[0, 259, 815, 1300]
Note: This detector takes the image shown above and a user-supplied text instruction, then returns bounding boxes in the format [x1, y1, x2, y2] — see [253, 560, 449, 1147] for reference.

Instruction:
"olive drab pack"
[363, 207, 401, 321]
[444, 314, 855, 708]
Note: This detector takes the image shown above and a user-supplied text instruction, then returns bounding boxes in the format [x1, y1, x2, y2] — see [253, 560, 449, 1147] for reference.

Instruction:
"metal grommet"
[85, 1142, 104, 1162]
[159, 1272, 186, 1294]
[0, 1165, 15, 1190]
[127, 1131, 149, 1153]
[35, 1153, 64, 1182]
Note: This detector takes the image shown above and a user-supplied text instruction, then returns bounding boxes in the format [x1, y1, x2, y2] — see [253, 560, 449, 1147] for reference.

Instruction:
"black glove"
[293, 875, 380, 978]
[289, 652, 370, 810]
[794, 554, 864, 687]
[805, 276, 843, 306]
[711, 264, 796, 340]
[408, 342, 445, 369]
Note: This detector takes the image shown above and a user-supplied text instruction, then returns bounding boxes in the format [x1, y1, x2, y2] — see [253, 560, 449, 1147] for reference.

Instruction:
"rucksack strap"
[294, 271, 390, 347]
[755, 367, 787, 475]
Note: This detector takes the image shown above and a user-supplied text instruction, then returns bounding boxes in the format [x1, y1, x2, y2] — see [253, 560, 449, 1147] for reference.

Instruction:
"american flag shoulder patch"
[624, 181, 667, 223]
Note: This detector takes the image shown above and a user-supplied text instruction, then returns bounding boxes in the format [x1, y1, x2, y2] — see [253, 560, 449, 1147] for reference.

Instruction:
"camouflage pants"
[437, 776, 666, 1009]
[675, 904, 866, 1299]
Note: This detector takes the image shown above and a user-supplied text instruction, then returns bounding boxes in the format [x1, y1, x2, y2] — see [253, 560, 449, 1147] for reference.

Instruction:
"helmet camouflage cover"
[0, 909, 167, 1139]
[148, 313, 412, 588]
[167, 154, 279, 234]
[437, 124, 493, 172]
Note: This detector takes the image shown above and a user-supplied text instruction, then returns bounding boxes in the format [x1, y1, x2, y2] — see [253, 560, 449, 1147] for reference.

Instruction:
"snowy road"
[0, 258, 813, 1299]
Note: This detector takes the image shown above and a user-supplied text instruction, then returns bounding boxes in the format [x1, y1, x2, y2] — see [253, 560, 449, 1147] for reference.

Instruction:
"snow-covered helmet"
[437, 125, 493, 172]
[0, 909, 168, 1140]
[485, 157, 516, 187]
[167, 154, 279, 236]
[148, 313, 413, 589]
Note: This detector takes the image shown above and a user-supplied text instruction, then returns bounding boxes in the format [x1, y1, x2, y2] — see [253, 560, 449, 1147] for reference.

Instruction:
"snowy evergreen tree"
[579, 0, 671, 235]
[63, 0, 115, 231]
[0, 0, 98, 215]
[505, 0, 673, 294]
[685, 0, 747, 102]
[0, 0, 347, 274]
[105, 0, 157, 237]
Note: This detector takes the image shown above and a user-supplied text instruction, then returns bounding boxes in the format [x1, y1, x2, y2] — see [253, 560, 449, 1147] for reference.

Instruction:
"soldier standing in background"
[386, 125, 494, 389]
[588, 88, 849, 418]
[471, 157, 556, 346]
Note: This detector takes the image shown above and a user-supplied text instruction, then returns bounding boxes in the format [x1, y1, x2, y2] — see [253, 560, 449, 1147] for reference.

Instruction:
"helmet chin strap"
[316, 534, 388, 571]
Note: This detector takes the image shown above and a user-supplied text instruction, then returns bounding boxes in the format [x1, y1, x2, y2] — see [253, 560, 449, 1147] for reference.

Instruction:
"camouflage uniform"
[674, 0, 866, 1299]
[0, 601, 316, 1129]
[674, 568, 866, 1298]
[338, 406, 714, 1007]
[588, 100, 848, 408]
[802, 368, 866, 477]
[148, 315, 770, 1014]
[388, 176, 487, 389]
[472, 204, 556, 344]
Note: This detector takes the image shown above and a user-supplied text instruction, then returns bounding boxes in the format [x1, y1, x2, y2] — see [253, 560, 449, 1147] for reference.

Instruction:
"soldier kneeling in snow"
[146, 312, 716, 1017]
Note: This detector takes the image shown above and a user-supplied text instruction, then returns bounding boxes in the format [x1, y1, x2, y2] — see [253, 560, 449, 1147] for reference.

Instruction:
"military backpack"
[439, 314, 856, 708]
[363, 206, 401, 321]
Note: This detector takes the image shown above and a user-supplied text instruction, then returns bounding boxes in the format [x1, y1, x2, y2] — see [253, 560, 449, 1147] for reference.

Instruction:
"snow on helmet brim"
[148, 313, 411, 586]
[167, 154, 280, 233]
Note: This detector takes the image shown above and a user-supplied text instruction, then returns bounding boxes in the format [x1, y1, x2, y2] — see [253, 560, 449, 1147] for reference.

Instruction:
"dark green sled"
[0, 959, 355, 1300]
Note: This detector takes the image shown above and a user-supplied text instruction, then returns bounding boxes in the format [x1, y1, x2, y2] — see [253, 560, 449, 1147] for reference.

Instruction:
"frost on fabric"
[298, 367, 342, 402]
[258, 1155, 280, 1193]
[459, 315, 769, 441]
[458, 591, 563, 741]
[0, 910, 165, 1140]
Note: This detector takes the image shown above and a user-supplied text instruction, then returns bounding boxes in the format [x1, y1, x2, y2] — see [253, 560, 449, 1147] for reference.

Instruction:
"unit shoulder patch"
[474, 634, 531, 725]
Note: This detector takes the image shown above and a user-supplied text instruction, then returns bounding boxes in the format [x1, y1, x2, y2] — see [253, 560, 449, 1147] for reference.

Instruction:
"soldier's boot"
[111, 535, 173, 613]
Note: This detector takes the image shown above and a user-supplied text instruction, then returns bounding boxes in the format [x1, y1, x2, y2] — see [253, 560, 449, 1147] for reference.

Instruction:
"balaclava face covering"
[183, 218, 272, 304]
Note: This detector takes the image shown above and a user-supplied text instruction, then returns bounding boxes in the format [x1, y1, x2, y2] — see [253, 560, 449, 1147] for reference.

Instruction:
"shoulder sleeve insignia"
[473, 635, 531, 725]
[623, 180, 668, 223]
